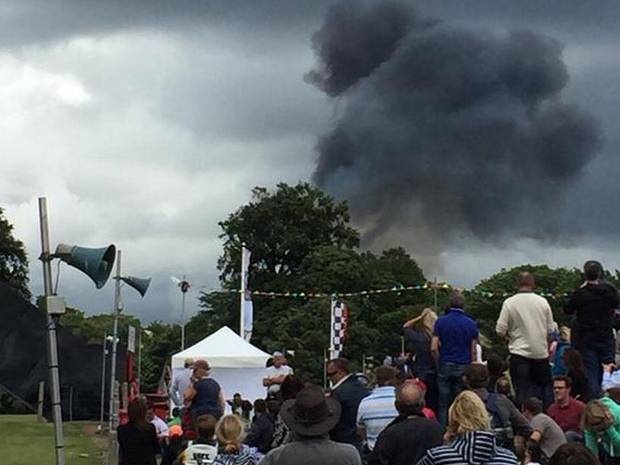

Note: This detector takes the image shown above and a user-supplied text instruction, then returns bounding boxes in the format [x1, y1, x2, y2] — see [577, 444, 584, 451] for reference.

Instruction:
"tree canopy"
[191, 183, 430, 383]
[0, 207, 30, 300]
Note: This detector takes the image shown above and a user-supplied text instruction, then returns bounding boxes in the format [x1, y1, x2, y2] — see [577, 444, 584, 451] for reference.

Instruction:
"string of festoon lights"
[200, 282, 571, 300]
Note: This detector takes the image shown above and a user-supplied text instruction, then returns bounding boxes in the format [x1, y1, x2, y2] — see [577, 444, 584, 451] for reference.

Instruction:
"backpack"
[486, 393, 514, 450]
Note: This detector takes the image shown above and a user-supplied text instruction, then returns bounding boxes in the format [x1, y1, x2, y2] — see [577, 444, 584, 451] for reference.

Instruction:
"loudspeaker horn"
[121, 276, 151, 297]
[54, 243, 116, 289]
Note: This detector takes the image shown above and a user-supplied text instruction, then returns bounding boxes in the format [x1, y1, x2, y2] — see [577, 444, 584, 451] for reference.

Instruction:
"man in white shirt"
[496, 272, 556, 408]
[263, 352, 293, 398]
[170, 358, 194, 409]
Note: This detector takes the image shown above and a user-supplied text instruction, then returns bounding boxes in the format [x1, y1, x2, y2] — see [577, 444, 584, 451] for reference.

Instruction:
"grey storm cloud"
[0, 0, 332, 48]
[2, 0, 620, 321]
[309, 1, 602, 244]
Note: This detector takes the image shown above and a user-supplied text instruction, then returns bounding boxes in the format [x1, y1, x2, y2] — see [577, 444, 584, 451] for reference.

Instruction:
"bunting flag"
[243, 290, 253, 342]
[241, 245, 253, 341]
[330, 299, 349, 359]
[202, 281, 570, 300]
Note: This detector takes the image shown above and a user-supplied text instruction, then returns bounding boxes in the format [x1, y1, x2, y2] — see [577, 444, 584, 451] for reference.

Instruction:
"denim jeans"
[509, 354, 552, 409]
[576, 335, 615, 398]
[437, 362, 467, 428]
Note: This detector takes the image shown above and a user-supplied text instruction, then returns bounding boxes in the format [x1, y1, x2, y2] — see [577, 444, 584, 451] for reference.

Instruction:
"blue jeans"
[438, 362, 467, 428]
[577, 335, 615, 398]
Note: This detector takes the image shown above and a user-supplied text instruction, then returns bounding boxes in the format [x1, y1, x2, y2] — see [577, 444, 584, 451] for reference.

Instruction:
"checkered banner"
[330, 299, 349, 358]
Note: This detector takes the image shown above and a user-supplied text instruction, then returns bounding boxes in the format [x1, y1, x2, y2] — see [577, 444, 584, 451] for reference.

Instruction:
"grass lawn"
[0, 415, 107, 465]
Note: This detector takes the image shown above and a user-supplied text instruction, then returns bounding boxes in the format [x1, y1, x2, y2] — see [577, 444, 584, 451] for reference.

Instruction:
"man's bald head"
[518, 272, 535, 290]
[395, 382, 424, 416]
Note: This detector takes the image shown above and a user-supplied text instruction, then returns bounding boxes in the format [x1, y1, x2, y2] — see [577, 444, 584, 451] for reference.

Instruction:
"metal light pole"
[137, 330, 142, 384]
[171, 276, 190, 350]
[38, 197, 66, 465]
[99, 333, 110, 429]
[181, 275, 187, 350]
[108, 250, 122, 432]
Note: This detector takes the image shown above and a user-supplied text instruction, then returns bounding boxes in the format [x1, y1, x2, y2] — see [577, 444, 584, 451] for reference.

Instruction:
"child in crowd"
[168, 408, 182, 427]
[181, 414, 218, 465]
[213, 415, 261, 465]
[240, 401, 253, 424]
[163, 425, 186, 465]
[552, 326, 571, 377]
[227, 393, 243, 416]
[486, 353, 510, 395]
[148, 407, 170, 440]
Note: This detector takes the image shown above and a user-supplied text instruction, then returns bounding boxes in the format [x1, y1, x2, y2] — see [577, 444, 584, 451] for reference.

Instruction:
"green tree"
[190, 184, 431, 383]
[216, 183, 360, 290]
[60, 307, 142, 345]
[140, 321, 181, 392]
[0, 207, 30, 299]
[195, 183, 361, 355]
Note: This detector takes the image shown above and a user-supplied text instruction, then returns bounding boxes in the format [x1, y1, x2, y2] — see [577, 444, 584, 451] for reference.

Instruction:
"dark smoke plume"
[309, 1, 600, 249]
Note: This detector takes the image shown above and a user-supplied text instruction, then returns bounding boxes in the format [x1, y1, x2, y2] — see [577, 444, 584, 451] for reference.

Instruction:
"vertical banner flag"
[330, 299, 349, 359]
[241, 245, 253, 341]
[127, 325, 136, 353]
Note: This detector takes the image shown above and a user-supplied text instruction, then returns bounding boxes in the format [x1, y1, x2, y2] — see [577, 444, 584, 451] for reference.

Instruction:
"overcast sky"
[1, 1, 619, 324]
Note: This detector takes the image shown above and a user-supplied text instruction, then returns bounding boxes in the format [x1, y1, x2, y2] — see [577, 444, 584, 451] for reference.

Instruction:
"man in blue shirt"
[431, 291, 479, 428]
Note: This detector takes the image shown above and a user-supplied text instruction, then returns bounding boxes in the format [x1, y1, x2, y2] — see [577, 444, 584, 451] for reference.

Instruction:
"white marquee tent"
[171, 326, 270, 403]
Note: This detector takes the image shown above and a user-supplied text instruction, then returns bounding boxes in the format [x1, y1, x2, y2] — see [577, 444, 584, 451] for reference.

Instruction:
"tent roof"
[171, 326, 270, 368]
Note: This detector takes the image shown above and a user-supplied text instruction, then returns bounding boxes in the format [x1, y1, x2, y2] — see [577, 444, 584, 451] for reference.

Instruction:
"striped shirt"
[356, 386, 398, 450]
[416, 431, 518, 465]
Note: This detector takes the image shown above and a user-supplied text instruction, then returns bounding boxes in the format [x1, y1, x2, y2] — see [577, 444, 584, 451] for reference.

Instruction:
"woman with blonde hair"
[212, 415, 261, 465]
[584, 398, 620, 464]
[404, 308, 439, 411]
[416, 391, 518, 465]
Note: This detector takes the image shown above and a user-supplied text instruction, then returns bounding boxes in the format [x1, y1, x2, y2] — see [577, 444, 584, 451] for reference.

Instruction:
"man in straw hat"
[260, 385, 361, 465]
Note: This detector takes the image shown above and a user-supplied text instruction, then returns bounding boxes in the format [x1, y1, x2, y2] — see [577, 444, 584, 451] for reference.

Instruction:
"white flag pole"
[240, 243, 247, 337]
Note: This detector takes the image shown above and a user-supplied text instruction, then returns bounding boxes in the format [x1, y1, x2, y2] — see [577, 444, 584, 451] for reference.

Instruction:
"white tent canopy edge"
[170, 326, 271, 403]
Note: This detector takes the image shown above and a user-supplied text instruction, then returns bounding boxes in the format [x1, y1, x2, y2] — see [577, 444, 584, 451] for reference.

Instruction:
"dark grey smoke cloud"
[309, 1, 601, 245]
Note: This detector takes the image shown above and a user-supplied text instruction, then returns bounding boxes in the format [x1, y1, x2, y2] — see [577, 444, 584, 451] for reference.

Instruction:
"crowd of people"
[118, 260, 620, 465]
